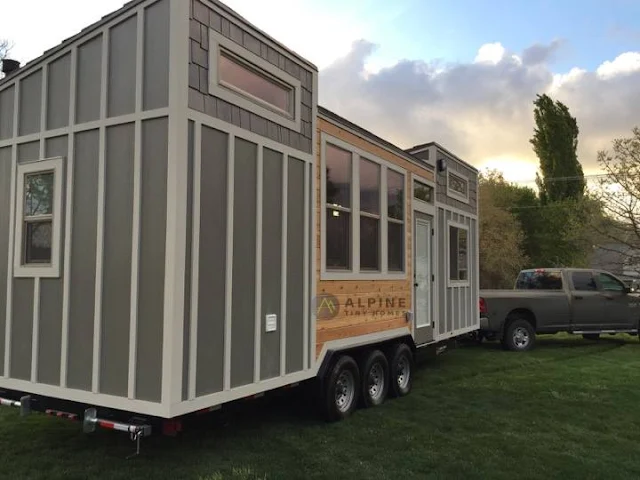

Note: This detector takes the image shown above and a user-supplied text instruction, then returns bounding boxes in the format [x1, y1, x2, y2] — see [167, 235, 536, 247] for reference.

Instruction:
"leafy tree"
[0, 39, 12, 79]
[478, 171, 529, 288]
[479, 169, 601, 275]
[594, 127, 640, 273]
[530, 94, 585, 203]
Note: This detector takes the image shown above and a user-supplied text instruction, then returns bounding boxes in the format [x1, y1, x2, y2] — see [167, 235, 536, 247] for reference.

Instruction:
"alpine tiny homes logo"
[315, 293, 340, 320]
[314, 294, 408, 321]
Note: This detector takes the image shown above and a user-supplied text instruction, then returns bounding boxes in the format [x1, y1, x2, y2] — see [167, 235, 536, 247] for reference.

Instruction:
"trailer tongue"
[0, 393, 152, 457]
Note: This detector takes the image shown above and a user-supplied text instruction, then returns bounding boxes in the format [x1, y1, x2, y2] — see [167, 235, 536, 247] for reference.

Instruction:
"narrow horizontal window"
[219, 50, 294, 116]
[448, 172, 468, 197]
[414, 180, 433, 203]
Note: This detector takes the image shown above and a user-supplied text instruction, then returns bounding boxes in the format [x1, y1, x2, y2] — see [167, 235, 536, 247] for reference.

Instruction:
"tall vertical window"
[387, 170, 405, 272]
[14, 157, 64, 278]
[449, 224, 469, 283]
[326, 144, 352, 269]
[360, 159, 381, 270]
[322, 135, 408, 278]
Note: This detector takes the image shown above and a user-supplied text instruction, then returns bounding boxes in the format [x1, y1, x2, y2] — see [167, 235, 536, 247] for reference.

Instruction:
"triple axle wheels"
[321, 342, 414, 422]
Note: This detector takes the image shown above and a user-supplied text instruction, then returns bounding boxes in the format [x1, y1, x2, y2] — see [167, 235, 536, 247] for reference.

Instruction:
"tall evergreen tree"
[530, 94, 585, 203]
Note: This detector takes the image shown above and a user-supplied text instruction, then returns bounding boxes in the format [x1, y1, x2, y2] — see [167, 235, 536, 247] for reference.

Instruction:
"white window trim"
[320, 132, 407, 281]
[208, 28, 302, 132]
[13, 157, 65, 278]
[446, 169, 470, 204]
[447, 219, 470, 288]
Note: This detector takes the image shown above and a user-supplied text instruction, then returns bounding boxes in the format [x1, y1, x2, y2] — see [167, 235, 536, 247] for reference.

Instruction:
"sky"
[2, 0, 640, 186]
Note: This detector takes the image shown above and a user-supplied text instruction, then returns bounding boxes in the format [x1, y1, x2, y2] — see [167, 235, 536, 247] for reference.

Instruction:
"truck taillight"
[479, 297, 487, 315]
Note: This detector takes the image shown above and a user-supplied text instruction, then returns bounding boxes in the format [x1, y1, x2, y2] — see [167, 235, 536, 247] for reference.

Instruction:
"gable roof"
[1, 0, 317, 90]
[318, 105, 430, 169]
[406, 141, 479, 173]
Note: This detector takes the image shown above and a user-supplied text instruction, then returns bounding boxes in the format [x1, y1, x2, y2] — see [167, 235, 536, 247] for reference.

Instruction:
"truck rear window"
[515, 271, 563, 290]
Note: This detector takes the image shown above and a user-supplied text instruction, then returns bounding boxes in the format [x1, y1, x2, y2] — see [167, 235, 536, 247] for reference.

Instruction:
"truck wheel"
[582, 333, 600, 341]
[388, 343, 414, 398]
[502, 318, 535, 352]
[360, 350, 389, 408]
[322, 355, 360, 422]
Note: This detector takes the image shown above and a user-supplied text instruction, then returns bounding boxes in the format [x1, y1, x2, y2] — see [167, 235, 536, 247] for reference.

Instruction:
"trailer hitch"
[83, 407, 152, 459]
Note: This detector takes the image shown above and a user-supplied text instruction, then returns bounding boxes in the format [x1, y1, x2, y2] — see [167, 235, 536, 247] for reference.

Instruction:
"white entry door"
[414, 213, 433, 345]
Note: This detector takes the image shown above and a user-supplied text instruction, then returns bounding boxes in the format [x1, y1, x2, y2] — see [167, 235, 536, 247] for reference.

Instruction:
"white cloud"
[551, 67, 587, 92]
[596, 52, 640, 79]
[474, 43, 506, 65]
[319, 40, 640, 183]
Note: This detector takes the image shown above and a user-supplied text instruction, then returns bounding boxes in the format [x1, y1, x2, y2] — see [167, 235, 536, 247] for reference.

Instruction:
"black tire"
[388, 343, 414, 398]
[582, 333, 600, 341]
[502, 318, 536, 352]
[360, 350, 389, 408]
[322, 355, 360, 422]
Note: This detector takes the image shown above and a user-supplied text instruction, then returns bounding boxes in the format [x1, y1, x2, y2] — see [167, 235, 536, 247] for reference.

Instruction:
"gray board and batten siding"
[0, 0, 171, 414]
[410, 145, 478, 214]
[183, 0, 318, 407]
[188, 0, 315, 155]
[407, 144, 480, 342]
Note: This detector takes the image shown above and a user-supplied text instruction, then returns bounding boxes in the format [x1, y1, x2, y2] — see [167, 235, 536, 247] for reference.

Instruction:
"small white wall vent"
[265, 314, 278, 333]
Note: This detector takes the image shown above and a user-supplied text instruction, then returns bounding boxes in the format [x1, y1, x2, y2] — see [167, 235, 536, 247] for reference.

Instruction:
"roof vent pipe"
[1, 59, 21, 76]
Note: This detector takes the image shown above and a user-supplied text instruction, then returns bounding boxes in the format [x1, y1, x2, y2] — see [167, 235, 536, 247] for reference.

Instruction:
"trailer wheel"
[360, 350, 389, 408]
[388, 343, 413, 398]
[502, 318, 535, 352]
[322, 355, 360, 422]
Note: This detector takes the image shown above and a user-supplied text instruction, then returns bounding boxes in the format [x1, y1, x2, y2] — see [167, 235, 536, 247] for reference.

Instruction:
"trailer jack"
[0, 395, 32, 416]
[83, 408, 152, 459]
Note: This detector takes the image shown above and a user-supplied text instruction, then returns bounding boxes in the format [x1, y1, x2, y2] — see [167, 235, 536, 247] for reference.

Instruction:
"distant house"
[591, 243, 640, 280]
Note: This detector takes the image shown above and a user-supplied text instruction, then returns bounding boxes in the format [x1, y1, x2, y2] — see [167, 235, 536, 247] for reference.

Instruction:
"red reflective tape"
[99, 421, 115, 430]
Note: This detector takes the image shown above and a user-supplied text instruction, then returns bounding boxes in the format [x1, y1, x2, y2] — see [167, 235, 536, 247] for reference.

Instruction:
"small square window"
[414, 180, 433, 203]
[14, 157, 64, 278]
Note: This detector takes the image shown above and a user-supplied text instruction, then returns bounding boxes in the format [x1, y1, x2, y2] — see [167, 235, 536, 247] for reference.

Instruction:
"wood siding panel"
[315, 118, 434, 356]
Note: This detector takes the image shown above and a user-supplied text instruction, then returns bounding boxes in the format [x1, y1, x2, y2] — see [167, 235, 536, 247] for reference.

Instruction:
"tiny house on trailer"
[0, 0, 479, 449]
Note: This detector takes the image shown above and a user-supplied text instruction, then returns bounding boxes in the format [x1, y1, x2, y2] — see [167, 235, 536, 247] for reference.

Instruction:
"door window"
[571, 271, 597, 291]
[597, 273, 625, 292]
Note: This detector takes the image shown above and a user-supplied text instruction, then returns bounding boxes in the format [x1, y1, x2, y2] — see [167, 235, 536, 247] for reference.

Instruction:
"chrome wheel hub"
[368, 362, 385, 401]
[396, 356, 410, 389]
[335, 370, 355, 412]
[513, 327, 530, 348]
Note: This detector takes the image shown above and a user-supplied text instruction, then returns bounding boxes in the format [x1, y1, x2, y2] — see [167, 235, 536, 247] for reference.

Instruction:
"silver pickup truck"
[479, 268, 640, 351]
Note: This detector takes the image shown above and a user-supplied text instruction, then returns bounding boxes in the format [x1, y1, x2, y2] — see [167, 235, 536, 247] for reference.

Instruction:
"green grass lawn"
[1, 334, 640, 480]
